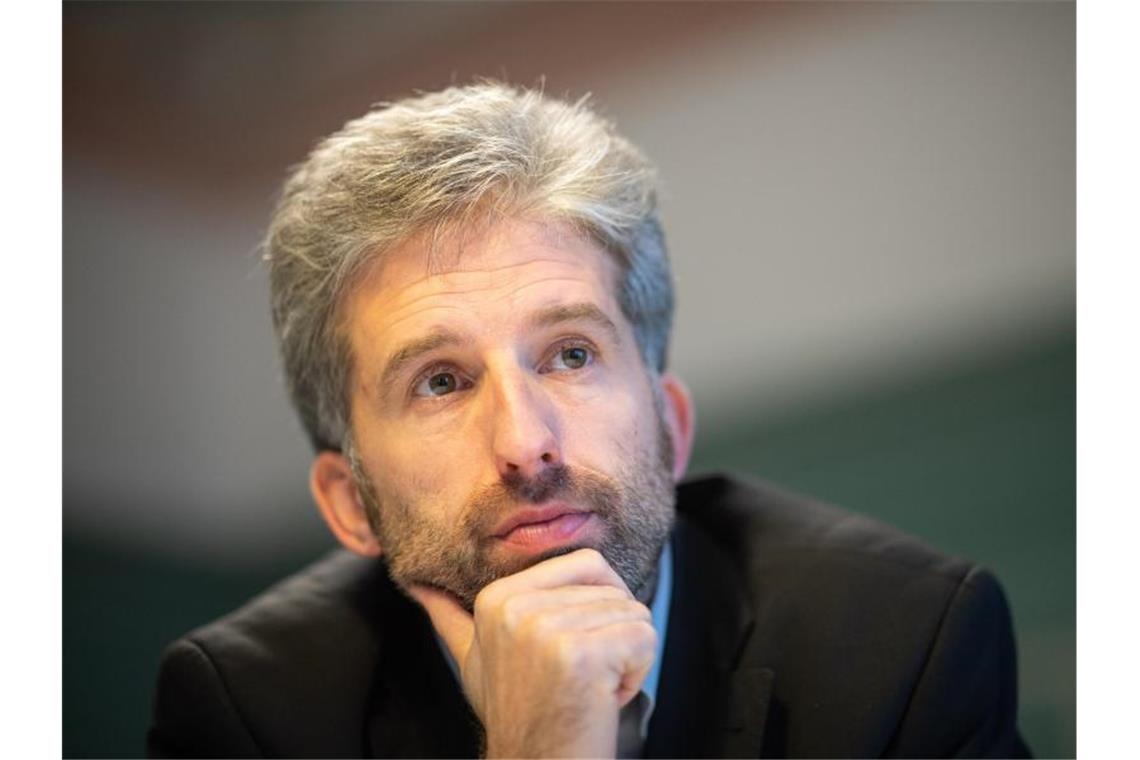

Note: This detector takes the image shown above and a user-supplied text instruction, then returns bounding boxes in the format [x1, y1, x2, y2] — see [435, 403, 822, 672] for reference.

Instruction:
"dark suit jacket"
[148, 474, 1030, 758]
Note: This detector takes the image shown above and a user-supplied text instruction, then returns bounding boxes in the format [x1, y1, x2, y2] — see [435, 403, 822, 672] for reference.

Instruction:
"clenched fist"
[408, 549, 657, 758]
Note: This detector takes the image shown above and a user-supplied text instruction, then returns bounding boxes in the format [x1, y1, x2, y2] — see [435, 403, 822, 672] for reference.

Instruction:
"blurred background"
[63, 2, 1074, 757]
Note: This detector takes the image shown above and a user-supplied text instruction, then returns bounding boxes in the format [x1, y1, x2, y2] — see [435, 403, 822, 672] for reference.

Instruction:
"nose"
[487, 369, 562, 482]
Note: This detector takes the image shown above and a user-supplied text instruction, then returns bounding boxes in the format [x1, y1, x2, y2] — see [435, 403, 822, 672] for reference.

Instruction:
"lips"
[492, 503, 591, 539]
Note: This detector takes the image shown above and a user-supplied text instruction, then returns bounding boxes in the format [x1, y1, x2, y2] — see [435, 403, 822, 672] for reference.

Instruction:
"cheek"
[560, 382, 649, 464]
[365, 425, 480, 522]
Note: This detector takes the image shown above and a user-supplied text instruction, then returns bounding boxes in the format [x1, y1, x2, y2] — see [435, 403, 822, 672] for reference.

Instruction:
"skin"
[309, 217, 695, 758]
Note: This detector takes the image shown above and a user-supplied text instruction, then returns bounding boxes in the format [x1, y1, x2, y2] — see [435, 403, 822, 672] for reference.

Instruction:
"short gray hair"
[265, 82, 674, 451]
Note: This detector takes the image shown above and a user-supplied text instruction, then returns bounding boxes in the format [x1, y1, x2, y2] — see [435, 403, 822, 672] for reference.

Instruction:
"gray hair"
[264, 82, 674, 451]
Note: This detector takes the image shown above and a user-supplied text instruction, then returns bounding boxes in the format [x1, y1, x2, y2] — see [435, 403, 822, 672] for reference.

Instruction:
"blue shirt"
[640, 539, 673, 737]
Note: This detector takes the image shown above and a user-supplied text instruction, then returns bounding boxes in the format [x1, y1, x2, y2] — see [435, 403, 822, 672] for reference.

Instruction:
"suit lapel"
[365, 586, 482, 758]
[646, 514, 774, 758]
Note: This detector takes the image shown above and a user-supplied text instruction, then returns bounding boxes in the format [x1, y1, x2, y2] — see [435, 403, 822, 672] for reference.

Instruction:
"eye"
[544, 344, 595, 372]
[413, 371, 462, 397]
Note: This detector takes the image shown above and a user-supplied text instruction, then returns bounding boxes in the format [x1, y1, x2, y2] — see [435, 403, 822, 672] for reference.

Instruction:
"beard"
[347, 411, 676, 612]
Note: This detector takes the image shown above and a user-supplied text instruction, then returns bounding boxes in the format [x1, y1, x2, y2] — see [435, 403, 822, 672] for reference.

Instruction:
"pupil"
[564, 348, 586, 367]
[430, 374, 454, 393]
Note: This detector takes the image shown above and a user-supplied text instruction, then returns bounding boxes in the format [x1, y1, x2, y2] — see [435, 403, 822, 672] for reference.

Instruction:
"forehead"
[344, 219, 624, 342]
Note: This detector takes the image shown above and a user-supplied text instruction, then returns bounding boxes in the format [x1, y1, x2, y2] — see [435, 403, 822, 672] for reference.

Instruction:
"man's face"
[339, 218, 679, 610]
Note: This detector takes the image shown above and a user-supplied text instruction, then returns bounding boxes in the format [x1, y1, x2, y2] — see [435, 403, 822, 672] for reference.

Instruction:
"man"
[148, 83, 1029, 758]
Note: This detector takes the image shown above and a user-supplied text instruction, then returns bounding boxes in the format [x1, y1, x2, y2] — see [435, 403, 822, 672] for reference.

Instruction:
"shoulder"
[675, 472, 1007, 641]
[676, 473, 984, 603]
[148, 550, 403, 758]
[673, 473, 1024, 756]
[183, 549, 393, 674]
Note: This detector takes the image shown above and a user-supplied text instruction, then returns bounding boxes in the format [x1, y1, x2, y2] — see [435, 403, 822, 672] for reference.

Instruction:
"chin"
[526, 541, 597, 565]
[477, 539, 605, 591]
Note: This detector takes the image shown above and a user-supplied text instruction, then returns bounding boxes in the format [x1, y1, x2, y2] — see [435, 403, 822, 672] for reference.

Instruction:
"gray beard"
[348, 415, 676, 611]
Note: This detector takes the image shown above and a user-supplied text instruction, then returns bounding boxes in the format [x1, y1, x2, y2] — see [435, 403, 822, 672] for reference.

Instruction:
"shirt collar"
[640, 537, 673, 736]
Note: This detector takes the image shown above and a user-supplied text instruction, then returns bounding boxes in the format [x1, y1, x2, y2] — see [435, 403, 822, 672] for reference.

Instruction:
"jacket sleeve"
[886, 565, 1032, 758]
[147, 637, 263, 759]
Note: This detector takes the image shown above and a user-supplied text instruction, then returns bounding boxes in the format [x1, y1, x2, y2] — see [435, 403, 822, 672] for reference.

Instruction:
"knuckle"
[519, 608, 552, 640]
[611, 598, 649, 620]
[637, 621, 658, 649]
[611, 598, 636, 616]
[472, 584, 500, 619]
[578, 547, 606, 568]
[630, 601, 652, 620]
[498, 594, 524, 628]
[553, 632, 591, 673]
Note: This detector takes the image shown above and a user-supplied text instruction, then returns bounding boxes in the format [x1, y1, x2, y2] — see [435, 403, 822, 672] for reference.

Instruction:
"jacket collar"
[645, 512, 774, 758]
[365, 576, 482, 758]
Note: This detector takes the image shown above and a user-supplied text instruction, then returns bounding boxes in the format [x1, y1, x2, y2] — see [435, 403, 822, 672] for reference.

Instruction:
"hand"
[408, 548, 657, 758]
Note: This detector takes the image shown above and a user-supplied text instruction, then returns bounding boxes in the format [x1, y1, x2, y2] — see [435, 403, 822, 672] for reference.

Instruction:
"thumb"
[407, 584, 475, 664]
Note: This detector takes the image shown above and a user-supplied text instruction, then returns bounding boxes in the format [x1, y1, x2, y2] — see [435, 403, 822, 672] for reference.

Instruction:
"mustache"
[462, 464, 623, 539]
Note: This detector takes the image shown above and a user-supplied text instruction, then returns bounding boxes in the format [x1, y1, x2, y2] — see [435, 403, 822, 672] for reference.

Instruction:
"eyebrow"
[527, 302, 621, 345]
[378, 329, 465, 396]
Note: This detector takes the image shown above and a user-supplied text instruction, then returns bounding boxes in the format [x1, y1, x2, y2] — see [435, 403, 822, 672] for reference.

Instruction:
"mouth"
[492, 504, 597, 550]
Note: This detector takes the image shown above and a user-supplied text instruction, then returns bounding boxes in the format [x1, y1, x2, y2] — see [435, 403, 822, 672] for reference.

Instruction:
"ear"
[310, 450, 383, 557]
[658, 371, 696, 482]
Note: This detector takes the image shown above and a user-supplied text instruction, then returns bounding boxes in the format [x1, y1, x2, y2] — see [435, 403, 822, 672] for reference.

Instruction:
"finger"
[496, 584, 632, 620]
[484, 548, 631, 600]
[519, 592, 652, 638]
[584, 620, 657, 705]
[522, 597, 651, 634]
[407, 584, 475, 664]
[616, 657, 654, 708]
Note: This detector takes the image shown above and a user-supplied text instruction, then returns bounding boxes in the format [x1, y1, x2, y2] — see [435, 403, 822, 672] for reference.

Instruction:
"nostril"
[541, 452, 553, 463]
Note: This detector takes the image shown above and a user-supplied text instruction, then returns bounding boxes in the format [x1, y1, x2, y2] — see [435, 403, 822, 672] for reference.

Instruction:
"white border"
[0, 1, 62, 756]
[1078, 0, 1140, 756]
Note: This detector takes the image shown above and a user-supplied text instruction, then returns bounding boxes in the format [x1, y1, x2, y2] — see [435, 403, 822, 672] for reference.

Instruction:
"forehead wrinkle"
[485, 274, 610, 306]
[353, 299, 470, 350]
[374, 302, 475, 340]
[378, 269, 611, 331]
[390, 257, 600, 301]
[427, 256, 584, 279]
